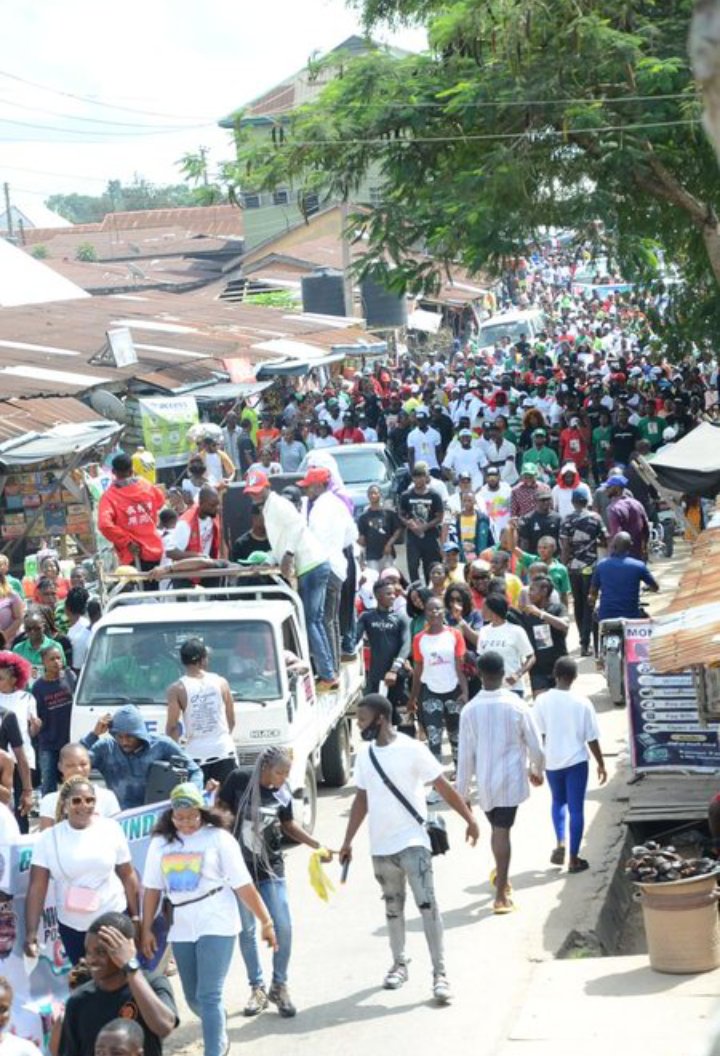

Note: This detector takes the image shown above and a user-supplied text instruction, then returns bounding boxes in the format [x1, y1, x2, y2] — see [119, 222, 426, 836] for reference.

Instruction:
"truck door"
[282, 616, 315, 725]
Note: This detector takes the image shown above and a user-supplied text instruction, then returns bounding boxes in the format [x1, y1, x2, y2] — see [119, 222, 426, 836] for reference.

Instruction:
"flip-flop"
[489, 868, 513, 895]
[568, 858, 590, 874]
[550, 847, 565, 865]
[493, 901, 516, 915]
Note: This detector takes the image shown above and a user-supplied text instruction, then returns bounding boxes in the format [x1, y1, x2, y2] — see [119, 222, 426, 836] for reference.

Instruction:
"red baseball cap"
[244, 469, 270, 495]
[297, 467, 331, 489]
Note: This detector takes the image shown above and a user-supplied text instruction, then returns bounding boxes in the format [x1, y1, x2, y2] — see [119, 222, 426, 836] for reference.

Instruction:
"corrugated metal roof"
[649, 523, 720, 671]
[21, 227, 241, 264]
[0, 396, 104, 442]
[21, 205, 244, 246]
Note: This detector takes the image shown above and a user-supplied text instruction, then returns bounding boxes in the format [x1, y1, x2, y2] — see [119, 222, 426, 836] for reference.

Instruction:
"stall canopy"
[649, 422, 720, 497]
[192, 380, 271, 403]
[0, 420, 122, 470]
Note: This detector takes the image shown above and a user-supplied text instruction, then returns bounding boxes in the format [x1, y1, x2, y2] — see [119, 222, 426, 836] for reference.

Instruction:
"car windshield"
[76, 621, 282, 705]
[333, 450, 389, 485]
[479, 321, 532, 346]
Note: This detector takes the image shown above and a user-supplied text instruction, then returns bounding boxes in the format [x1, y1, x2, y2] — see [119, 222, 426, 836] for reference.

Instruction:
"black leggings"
[419, 686, 462, 764]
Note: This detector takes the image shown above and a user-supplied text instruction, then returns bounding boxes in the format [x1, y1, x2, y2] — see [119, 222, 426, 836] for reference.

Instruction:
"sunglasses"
[471, 573, 490, 580]
[70, 796, 96, 806]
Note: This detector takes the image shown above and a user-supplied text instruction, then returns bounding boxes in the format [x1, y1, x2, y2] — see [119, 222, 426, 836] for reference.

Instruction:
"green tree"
[229, 0, 720, 352]
[46, 177, 202, 224]
[75, 242, 98, 262]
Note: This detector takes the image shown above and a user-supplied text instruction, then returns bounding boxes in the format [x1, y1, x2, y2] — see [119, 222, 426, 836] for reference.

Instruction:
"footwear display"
[243, 986, 269, 1017]
[268, 982, 297, 1018]
[383, 960, 409, 990]
[432, 974, 452, 1004]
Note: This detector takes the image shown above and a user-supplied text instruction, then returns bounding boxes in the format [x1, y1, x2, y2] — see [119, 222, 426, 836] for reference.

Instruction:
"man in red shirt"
[559, 416, 589, 472]
[98, 453, 165, 574]
[334, 412, 365, 445]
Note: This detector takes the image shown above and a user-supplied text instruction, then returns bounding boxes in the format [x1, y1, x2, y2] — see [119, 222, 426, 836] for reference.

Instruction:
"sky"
[1, 0, 426, 214]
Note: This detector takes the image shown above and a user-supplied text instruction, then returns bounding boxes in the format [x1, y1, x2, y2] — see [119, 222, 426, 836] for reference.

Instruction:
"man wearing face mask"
[339, 694, 478, 1005]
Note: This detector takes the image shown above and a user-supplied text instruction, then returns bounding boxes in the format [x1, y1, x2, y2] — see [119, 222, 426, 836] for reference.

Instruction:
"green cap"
[170, 783, 205, 810]
[522, 462, 539, 476]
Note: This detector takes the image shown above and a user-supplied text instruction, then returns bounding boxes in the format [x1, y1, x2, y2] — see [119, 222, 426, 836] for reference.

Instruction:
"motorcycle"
[599, 618, 626, 707]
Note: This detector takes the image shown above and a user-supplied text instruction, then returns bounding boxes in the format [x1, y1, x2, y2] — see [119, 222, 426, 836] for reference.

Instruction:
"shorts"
[484, 806, 518, 829]
[530, 672, 555, 693]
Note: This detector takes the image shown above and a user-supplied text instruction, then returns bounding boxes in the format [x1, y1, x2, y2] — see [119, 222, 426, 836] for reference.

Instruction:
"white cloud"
[1, 0, 426, 203]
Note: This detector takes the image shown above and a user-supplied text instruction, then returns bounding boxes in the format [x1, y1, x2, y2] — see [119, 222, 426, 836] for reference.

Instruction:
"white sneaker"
[433, 974, 452, 1004]
[383, 961, 409, 989]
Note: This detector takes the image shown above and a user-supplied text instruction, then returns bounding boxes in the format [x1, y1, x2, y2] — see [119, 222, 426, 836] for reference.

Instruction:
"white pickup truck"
[70, 576, 364, 830]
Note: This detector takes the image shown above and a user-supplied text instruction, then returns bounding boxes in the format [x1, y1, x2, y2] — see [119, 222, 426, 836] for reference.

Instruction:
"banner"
[3, 800, 169, 1052]
[138, 396, 199, 469]
[625, 619, 720, 772]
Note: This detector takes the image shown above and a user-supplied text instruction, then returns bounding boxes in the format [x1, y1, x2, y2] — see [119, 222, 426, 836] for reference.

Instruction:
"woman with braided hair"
[218, 746, 335, 1019]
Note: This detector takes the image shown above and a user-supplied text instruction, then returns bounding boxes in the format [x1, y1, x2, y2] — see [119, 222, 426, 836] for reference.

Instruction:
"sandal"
[489, 868, 513, 895]
[568, 858, 590, 874]
[493, 900, 516, 915]
[550, 847, 565, 866]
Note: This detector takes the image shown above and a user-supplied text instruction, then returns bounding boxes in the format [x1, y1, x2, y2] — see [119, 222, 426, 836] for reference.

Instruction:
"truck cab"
[71, 579, 364, 830]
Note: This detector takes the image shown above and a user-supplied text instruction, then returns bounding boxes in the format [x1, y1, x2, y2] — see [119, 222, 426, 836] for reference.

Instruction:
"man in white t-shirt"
[533, 657, 606, 873]
[407, 410, 442, 472]
[339, 695, 478, 1005]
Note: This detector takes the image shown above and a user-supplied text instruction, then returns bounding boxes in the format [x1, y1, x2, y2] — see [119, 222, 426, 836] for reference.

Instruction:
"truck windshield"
[77, 621, 282, 705]
[479, 321, 531, 346]
[333, 451, 389, 485]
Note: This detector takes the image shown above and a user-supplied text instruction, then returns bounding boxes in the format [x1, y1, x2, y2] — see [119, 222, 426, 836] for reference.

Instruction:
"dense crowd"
[0, 253, 717, 1054]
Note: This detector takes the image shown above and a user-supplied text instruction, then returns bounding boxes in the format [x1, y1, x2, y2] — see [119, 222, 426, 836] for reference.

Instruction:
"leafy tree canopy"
[46, 175, 209, 224]
[228, 0, 720, 354]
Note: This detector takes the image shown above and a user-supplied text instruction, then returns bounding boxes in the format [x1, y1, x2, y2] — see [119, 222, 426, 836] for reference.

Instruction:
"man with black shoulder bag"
[339, 694, 479, 1005]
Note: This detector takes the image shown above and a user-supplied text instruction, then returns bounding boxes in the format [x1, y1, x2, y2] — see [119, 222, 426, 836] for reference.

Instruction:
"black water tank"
[360, 277, 408, 328]
[301, 268, 347, 316]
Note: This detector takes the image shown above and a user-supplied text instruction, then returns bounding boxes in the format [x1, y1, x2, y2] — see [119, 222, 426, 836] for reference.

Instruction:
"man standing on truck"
[244, 470, 337, 691]
[167, 486, 221, 562]
[98, 453, 165, 578]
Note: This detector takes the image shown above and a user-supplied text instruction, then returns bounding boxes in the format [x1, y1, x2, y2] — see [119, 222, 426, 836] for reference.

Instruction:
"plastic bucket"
[635, 871, 720, 974]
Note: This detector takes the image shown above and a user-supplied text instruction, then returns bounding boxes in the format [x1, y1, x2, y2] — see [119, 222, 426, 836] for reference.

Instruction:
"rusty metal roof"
[0, 396, 105, 442]
[22, 205, 244, 247]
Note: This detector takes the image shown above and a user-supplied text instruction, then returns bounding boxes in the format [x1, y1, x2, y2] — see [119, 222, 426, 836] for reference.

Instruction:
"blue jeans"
[297, 562, 335, 680]
[172, 935, 235, 1056]
[39, 748, 61, 797]
[546, 760, 589, 857]
[238, 878, 292, 987]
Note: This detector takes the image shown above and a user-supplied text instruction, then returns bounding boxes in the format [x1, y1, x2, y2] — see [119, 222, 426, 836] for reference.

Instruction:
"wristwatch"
[123, 956, 141, 975]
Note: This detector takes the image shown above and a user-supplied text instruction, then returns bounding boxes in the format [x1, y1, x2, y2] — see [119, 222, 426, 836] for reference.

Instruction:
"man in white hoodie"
[551, 463, 591, 520]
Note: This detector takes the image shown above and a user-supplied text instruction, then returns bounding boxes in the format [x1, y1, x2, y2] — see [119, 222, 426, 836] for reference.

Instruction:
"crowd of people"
[0, 251, 717, 1051]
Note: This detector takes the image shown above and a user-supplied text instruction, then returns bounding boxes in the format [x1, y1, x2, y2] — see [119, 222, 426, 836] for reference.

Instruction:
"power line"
[0, 68, 214, 121]
[0, 115, 213, 137]
[0, 96, 210, 130]
[266, 116, 700, 147]
[1, 165, 111, 185]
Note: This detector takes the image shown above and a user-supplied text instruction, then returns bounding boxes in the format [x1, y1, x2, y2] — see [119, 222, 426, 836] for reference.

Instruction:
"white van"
[477, 307, 546, 351]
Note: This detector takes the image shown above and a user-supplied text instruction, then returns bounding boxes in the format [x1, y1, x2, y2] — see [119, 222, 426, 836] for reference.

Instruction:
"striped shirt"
[456, 688, 544, 811]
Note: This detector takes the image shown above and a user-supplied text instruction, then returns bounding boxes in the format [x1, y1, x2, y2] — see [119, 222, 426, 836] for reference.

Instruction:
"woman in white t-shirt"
[477, 595, 535, 696]
[24, 775, 138, 965]
[0, 652, 40, 824]
[140, 783, 276, 1056]
[38, 742, 120, 831]
[409, 596, 468, 765]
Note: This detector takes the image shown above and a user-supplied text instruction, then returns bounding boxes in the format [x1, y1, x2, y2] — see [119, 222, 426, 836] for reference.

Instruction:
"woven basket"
[635, 872, 720, 974]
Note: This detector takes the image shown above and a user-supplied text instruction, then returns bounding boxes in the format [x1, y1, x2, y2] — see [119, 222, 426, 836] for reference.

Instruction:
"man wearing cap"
[560, 491, 607, 656]
[558, 417, 589, 474]
[299, 467, 358, 675]
[510, 463, 542, 519]
[442, 540, 465, 586]
[407, 410, 442, 473]
[442, 430, 487, 490]
[521, 429, 559, 480]
[244, 470, 337, 690]
[518, 487, 561, 554]
[398, 464, 444, 584]
[605, 474, 650, 560]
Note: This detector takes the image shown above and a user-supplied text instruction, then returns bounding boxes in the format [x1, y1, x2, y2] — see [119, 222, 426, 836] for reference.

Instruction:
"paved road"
[168, 549, 685, 1056]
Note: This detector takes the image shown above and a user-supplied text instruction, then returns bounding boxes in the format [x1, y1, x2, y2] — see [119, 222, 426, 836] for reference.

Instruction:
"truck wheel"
[301, 763, 317, 833]
[321, 719, 352, 787]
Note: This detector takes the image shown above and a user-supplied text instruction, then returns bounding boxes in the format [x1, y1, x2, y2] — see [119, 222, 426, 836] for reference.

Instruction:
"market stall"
[0, 418, 122, 574]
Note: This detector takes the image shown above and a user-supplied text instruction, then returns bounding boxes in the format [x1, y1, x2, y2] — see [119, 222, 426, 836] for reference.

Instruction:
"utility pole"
[340, 199, 354, 317]
[3, 183, 13, 240]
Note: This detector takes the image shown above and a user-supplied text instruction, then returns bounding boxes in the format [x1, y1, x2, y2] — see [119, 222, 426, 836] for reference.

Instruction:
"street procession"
[5, 2, 720, 1055]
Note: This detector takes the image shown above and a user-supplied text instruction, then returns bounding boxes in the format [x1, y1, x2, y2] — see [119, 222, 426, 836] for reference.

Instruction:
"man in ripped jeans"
[339, 694, 479, 1005]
